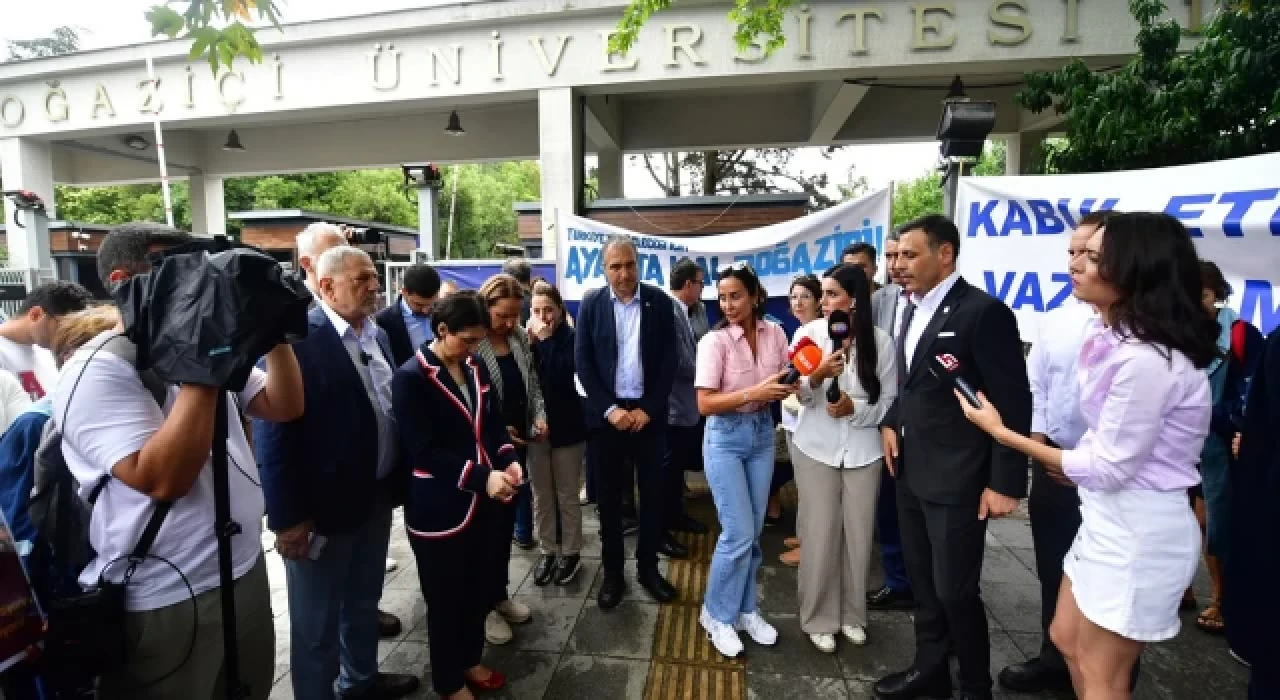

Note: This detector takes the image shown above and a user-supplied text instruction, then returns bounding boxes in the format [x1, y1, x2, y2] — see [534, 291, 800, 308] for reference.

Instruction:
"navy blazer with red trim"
[391, 346, 519, 539]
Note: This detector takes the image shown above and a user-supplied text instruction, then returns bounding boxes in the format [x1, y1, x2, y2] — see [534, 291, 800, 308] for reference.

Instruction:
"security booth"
[0, 220, 117, 301]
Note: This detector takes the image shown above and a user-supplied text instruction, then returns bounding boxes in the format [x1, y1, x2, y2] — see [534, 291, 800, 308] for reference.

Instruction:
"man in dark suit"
[575, 235, 679, 608]
[255, 246, 418, 700]
[875, 215, 1031, 700]
[375, 263, 442, 367]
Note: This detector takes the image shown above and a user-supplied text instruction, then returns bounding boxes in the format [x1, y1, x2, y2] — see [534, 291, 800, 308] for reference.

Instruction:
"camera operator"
[52, 223, 304, 700]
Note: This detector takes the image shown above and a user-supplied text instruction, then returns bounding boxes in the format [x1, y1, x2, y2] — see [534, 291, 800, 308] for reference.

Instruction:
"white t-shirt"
[0, 336, 59, 400]
[53, 331, 267, 611]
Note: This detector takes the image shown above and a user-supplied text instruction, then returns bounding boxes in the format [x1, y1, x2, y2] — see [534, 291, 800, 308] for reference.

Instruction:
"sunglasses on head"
[718, 260, 755, 278]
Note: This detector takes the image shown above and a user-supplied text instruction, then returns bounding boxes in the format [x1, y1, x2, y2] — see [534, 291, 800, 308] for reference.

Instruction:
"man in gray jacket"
[664, 258, 711, 538]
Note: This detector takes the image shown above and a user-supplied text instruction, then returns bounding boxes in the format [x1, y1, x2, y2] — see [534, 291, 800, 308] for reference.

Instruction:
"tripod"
[211, 394, 249, 700]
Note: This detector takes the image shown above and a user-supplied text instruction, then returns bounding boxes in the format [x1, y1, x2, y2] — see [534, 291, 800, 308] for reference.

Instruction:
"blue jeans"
[285, 496, 392, 698]
[702, 409, 775, 624]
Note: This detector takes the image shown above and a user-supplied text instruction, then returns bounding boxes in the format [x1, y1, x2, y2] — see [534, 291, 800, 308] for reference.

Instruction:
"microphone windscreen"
[828, 310, 851, 344]
[789, 335, 818, 359]
[792, 344, 824, 376]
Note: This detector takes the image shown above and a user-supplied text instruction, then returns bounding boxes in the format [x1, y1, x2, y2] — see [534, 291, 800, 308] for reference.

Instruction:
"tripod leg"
[211, 396, 249, 700]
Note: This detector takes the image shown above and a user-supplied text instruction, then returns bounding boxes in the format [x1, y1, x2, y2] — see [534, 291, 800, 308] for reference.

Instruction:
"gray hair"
[502, 257, 532, 286]
[601, 234, 637, 258]
[296, 222, 347, 259]
[96, 221, 192, 288]
[316, 245, 371, 280]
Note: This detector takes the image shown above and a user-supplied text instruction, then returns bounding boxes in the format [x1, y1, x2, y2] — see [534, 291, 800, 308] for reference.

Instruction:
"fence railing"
[0, 268, 55, 320]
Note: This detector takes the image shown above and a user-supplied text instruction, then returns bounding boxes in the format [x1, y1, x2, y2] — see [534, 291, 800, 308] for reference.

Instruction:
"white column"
[596, 148, 624, 199]
[1003, 134, 1021, 176]
[538, 87, 583, 258]
[0, 137, 55, 272]
[188, 174, 226, 237]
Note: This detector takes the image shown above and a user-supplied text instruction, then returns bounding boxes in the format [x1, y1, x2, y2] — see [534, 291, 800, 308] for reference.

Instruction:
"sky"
[2, 0, 941, 198]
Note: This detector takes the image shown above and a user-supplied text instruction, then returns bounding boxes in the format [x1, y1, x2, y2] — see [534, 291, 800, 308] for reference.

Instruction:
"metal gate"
[0, 268, 55, 321]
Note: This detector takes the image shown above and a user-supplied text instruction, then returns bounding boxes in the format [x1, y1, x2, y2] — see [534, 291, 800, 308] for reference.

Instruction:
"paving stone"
[747, 672, 850, 699]
[979, 545, 1040, 587]
[544, 655, 650, 699]
[981, 581, 1044, 634]
[503, 595, 584, 653]
[753, 564, 799, 615]
[567, 600, 660, 660]
[586, 559, 672, 603]
[836, 611, 918, 682]
[740, 611, 842, 679]
[649, 661, 747, 700]
[513, 556, 601, 600]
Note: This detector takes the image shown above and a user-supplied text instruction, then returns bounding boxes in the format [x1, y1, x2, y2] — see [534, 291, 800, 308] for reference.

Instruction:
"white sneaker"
[809, 633, 837, 653]
[841, 625, 867, 646]
[496, 598, 532, 624]
[385, 557, 398, 573]
[699, 608, 744, 658]
[734, 611, 779, 646]
[485, 610, 513, 645]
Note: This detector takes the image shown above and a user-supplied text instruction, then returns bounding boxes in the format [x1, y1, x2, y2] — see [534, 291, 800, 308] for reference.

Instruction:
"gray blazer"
[871, 282, 903, 337]
[689, 301, 711, 342]
[668, 298, 701, 427]
[476, 326, 547, 435]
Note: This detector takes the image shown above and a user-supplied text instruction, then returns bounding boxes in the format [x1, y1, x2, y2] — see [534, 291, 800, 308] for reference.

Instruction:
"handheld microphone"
[826, 310, 851, 403]
[930, 353, 982, 409]
[781, 336, 822, 384]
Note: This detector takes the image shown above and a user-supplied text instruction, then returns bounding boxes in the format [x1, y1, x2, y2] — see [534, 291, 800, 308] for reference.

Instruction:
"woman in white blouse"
[791, 263, 897, 653]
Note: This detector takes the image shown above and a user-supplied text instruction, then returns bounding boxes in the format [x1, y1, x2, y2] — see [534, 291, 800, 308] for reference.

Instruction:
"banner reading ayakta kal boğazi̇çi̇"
[956, 152, 1280, 339]
[554, 188, 892, 302]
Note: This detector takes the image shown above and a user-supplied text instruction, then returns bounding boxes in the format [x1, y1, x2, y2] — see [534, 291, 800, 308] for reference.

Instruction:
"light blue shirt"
[400, 297, 432, 350]
[1028, 297, 1096, 449]
[320, 301, 398, 480]
[611, 286, 644, 401]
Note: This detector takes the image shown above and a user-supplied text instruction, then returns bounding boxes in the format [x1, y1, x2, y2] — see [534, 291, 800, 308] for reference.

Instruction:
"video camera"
[113, 235, 312, 392]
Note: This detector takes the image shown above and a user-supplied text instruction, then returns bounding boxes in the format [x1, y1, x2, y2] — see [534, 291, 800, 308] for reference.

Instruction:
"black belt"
[616, 398, 642, 410]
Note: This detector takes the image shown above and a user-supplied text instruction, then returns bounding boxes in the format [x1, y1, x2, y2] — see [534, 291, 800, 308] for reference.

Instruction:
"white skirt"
[1063, 488, 1200, 642]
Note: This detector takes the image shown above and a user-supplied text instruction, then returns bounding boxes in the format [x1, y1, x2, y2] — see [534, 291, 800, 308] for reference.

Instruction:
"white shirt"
[793, 320, 898, 468]
[318, 301, 397, 480]
[903, 271, 961, 372]
[1029, 298, 1096, 449]
[892, 288, 910, 338]
[610, 286, 644, 401]
[0, 369, 32, 433]
[780, 327, 808, 433]
[54, 331, 267, 611]
[0, 336, 59, 400]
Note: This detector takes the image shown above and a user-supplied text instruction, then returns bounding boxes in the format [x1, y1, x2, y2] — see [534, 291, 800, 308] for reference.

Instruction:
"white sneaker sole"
[698, 610, 744, 658]
[734, 622, 779, 646]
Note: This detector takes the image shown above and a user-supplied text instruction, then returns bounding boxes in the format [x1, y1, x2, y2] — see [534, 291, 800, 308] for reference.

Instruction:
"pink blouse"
[695, 319, 790, 413]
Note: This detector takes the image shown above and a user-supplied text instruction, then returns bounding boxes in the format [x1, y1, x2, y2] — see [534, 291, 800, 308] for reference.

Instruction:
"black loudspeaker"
[937, 100, 997, 159]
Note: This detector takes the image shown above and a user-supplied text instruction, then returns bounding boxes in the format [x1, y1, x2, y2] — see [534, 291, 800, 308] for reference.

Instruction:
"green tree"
[613, 0, 793, 57]
[1017, 0, 1279, 173]
[637, 148, 852, 211]
[439, 162, 541, 259]
[890, 142, 1007, 226]
[147, 0, 281, 74]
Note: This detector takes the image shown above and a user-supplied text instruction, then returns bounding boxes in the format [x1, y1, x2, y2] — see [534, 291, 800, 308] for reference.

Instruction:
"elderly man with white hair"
[254, 246, 419, 700]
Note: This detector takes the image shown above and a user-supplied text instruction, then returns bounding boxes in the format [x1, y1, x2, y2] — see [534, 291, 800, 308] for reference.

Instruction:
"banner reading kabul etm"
[956, 152, 1280, 339]
[555, 188, 892, 302]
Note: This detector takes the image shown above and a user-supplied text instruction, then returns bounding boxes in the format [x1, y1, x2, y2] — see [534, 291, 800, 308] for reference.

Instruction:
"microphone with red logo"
[781, 336, 823, 385]
[825, 310, 851, 403]
[930, 352, 983, 409]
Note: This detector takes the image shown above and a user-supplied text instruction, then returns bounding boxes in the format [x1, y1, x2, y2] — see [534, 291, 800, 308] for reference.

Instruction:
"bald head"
[297, 223, 348, 291]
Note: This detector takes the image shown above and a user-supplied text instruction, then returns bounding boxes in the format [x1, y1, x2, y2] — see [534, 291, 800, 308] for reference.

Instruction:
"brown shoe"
[779, 547, 801, 567]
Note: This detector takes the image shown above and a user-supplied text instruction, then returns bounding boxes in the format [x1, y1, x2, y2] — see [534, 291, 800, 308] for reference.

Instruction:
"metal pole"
[942, 160, 962, 221]
[145, 54, 174, 227]
[445, 165, 460, 259]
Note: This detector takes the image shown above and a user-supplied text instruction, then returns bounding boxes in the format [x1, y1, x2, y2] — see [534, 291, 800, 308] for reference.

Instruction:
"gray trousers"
[528, 440, 586, 556]
[792, 449, 882, 634]
[99, 554, 275, 700]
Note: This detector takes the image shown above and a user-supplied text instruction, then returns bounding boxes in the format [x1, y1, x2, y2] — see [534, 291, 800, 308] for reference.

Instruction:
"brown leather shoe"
[378, 609, 402, 638]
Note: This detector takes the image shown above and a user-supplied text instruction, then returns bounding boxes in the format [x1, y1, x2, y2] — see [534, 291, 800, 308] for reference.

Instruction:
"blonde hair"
[477, 273, 524, 306]
[52, 305, 122, 368]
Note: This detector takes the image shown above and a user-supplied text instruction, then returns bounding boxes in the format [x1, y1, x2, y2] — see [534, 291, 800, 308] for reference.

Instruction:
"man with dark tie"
[576, 235, 679, 608]
[375, 263, 442, 367]
[876, 214, 1031, 700]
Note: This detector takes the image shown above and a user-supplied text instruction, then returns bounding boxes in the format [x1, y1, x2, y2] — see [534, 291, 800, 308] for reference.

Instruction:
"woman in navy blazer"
[391, 291, 522, 699]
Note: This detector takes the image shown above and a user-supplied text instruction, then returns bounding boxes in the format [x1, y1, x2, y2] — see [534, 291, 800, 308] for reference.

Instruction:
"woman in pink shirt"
[694, 262, 794, 659]
[957, 212, 1219, 699]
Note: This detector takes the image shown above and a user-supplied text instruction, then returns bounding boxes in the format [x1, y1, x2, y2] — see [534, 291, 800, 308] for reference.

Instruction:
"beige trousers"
[527, 440, 586, 556]
[792, 449, 882, 634]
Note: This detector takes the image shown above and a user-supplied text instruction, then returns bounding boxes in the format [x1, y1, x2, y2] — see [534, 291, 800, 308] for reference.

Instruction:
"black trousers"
[1028, 449, 1082, 671]
[411, 506, 492, 696]
[897, 482, 992, 694]
[664, 423, 702, 529]
[593, 419, 666, 574]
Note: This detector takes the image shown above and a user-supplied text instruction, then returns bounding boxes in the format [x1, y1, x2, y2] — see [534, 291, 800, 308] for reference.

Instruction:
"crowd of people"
[0, 209, 1276, 700]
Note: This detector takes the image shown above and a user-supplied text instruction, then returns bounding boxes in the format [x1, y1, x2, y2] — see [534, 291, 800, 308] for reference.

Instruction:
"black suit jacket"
[574, 283, 677, 430]
[375, 296, 415, 368]
[881, 277, 1031, 506]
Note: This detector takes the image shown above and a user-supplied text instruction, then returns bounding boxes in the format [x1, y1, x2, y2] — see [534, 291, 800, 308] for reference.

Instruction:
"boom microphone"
[781, 336, 823, 385]
[826, 310, 851, 403]
[930, 352, 983, 409]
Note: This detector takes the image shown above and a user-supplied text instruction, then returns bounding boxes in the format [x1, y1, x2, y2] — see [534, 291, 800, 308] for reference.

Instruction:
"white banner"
[956, 152, 1280, 339]
[555, 188, 892, 301]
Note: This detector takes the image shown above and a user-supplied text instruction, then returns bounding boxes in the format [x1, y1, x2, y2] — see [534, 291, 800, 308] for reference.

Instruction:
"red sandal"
[465, 669, 507, 692]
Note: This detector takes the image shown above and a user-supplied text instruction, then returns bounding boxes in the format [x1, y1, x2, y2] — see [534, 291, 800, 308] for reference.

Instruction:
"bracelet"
[742, 389, 751, 405]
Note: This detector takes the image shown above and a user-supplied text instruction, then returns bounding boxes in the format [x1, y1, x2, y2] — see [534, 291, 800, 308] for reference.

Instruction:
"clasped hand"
[487, 464, 523, 501]
[607, 407, 652, 432]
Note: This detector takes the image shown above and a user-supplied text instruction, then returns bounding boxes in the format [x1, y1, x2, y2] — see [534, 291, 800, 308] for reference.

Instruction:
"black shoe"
[763, 513, 783, 527]
[340, 672, 421, 698]
[998, 658, 1072, 693]
[873, 668, 951, 699]
[672, 515, 709, 535]
[621, 516, 640, 536]
[598, 572, 627, 609]
[956, 693, 993, 700]
[513, 534, 536, 550]
[659, 536, 689, 559]
[638, 567, 677, 603]
[554, 554, 581, 585]
[867, 585, 916, 611]
[533, 553, 558, 586]
[377, 610, 402, 638]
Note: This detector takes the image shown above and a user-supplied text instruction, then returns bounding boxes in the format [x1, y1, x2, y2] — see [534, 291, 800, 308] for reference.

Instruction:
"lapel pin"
[943, 306, 950, 314]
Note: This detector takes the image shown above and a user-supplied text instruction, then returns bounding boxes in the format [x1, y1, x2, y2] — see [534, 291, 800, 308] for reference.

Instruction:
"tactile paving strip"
[644, 661, 746, 700]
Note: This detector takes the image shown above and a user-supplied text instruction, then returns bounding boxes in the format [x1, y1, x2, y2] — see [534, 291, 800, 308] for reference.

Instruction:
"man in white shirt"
[0, 282, 93, 399]
[998, 211, 1110, 694]
[56, 222, 305, 700]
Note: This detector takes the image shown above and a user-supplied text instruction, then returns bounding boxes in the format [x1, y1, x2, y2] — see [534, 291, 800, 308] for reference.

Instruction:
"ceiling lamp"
[222, 130, 246, 152]
[123, 134, 150, 151]
[445, 110, 465, 136]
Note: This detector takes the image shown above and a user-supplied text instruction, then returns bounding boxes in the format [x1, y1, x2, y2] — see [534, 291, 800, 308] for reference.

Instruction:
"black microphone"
[930, 352, 982, 409]
[825, 310, 851, 403]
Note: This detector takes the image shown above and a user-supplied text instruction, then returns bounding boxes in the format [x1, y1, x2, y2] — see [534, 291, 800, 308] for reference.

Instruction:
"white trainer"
[385, 557, 398, 573]
[496, 598, 532, 624]
[485, 610, 513, 645]
[734, 611, 779, 646]
[841, 625, 867, 646]
[809, 633, 837, 653]
[699, 608, 744, 658]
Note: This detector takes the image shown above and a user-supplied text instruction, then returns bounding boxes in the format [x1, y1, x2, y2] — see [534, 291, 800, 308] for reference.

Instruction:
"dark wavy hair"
[430, 290, 489, 338]
[713, 262, 766, 330]
[824, 263, 881, 404]
[1096, 212, 1220, 368]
